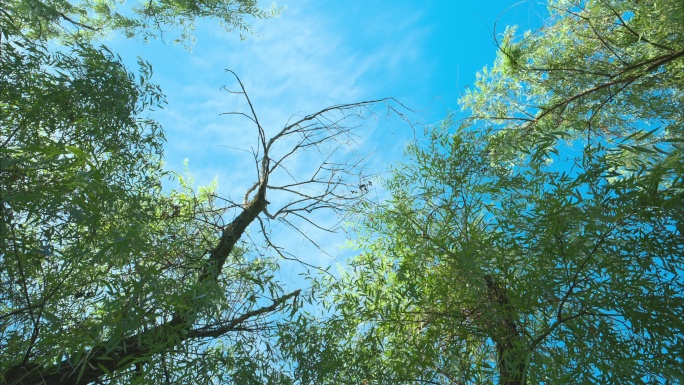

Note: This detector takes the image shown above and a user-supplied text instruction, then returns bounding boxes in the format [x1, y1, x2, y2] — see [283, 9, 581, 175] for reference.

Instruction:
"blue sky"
[105, 1, 548, 284]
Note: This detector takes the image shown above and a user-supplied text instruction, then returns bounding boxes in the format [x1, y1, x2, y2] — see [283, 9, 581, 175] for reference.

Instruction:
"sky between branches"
[102, 0, 548, 283]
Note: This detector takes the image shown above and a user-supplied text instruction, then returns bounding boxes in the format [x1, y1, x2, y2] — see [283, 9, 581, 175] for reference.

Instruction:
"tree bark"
[484, 275, 526, 385]
[3, 183, 284, 385]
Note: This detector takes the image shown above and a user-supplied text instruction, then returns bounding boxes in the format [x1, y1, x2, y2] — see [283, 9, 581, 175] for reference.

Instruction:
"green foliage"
[0, 2, 298, 383]
[283, 1, 684, 384]
[3, 0, 280, 44]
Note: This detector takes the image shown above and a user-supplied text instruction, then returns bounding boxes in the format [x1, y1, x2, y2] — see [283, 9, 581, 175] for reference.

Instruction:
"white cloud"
[107, 0, 429, 287]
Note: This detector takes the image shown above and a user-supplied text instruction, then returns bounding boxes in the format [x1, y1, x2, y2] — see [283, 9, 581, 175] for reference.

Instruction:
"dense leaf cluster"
[3, 0, 279, 44]
[2, 0, 683, 384]
[281, 1, 684, 384]
[1, 2, 295, 384]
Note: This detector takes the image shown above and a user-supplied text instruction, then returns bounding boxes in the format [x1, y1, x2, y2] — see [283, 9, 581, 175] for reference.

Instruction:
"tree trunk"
[484, 275, 527, 385]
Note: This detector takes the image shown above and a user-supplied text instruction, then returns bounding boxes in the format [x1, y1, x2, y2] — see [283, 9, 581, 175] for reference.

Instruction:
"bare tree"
[3, 71, 406, 385]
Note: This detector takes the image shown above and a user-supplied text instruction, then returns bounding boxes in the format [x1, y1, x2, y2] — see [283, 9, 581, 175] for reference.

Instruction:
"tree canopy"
[282, 0, 684, 384]
[0, 1, 398, 384]
[2, 0, 683, 384]
[3, 0, 279, 44]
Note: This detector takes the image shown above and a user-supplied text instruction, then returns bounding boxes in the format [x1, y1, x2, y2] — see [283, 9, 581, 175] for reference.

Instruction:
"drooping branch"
[525, 48, 684, 129]
[487, 1, 684, 135]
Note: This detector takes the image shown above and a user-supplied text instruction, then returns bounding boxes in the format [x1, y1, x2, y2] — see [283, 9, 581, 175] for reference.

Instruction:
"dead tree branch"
[2, 71, 408, 384]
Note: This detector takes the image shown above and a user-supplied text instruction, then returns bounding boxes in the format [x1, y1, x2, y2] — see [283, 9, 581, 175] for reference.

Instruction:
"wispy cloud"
[106, 1, 430, 284]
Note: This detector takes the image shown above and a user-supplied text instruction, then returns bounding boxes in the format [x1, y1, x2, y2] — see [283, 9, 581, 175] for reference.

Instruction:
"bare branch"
[3, 290, 300, 385]
[4, 70, 409, 384]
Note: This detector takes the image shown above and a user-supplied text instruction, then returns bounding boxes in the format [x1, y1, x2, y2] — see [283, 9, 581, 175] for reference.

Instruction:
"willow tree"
[1, 2, 399, 384]
[3, 0, 279, 44]
[282, 1, 684, 384]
